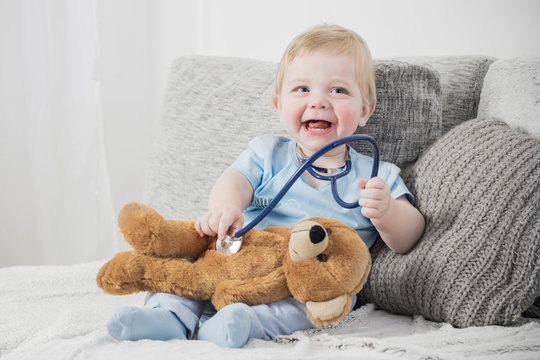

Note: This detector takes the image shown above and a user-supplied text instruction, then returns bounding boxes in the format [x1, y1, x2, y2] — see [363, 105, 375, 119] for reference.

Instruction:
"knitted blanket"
[359, 118, 540, 327]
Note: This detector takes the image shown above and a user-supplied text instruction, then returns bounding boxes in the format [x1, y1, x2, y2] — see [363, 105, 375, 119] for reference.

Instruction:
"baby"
[107, 24, 425, 348]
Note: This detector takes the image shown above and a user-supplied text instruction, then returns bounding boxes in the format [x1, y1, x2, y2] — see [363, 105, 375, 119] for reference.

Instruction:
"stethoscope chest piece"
[216, 235, 243, 255]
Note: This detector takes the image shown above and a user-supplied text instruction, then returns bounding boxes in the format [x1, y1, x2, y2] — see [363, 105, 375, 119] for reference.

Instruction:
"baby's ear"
[273, 97, 281, 112]
[358, 101, 376, 127]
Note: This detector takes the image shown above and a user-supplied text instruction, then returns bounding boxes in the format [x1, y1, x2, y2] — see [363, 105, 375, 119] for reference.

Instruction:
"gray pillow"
[143, 55, 442, 219]
[354, 60, 442, 168]
[478, 57, 540, 138]
[143, 56, 284, 219]
[399, 56, 495, 133]
[358, 118, 540, 327]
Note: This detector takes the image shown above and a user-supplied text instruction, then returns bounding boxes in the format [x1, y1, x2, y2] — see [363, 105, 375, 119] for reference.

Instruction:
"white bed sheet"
[1, 261, 539, 360]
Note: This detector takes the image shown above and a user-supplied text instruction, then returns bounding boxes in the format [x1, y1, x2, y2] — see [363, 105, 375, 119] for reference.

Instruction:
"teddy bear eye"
[326, 229, 331, 235]
[317, 254, 328, 262]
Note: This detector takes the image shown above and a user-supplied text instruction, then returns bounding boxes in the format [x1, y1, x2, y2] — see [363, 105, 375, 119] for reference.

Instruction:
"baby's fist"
[357, 177, 391, 219]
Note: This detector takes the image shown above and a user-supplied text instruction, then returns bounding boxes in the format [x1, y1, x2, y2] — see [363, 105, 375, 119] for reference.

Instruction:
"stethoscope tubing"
[233, 135, 379, 239]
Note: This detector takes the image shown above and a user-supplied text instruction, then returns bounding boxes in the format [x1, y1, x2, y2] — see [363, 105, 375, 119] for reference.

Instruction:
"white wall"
[101, 0, 540, 220]
[195, 0, 540, 60]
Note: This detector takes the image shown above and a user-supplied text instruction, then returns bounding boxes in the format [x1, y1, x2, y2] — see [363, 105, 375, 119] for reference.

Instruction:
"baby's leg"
[107, 293, 207, 341]
[197, 297, 316, 348]
[248, 295, 357, 339]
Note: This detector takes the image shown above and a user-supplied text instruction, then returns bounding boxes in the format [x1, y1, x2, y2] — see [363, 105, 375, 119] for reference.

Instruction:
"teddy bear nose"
[310, 225, 326, 244]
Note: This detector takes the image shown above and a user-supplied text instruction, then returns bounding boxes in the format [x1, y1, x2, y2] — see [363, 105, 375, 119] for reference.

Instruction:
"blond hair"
[273, 24, 376, 106]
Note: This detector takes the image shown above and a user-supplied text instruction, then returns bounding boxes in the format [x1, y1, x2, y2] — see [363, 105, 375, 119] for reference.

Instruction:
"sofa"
[1, 55, 539, 359]
[145, 55, 540, 327]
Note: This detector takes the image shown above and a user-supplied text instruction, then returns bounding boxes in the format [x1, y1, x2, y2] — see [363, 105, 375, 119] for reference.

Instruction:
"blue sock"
[197, 303, 252, 348]
[107, 306, 187, 341]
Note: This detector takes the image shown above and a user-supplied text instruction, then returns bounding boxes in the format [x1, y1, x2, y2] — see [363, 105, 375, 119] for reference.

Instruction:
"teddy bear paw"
[96, 252, 146, 295]
[118, 202, 167, 253]
[306, 294, 350, 326]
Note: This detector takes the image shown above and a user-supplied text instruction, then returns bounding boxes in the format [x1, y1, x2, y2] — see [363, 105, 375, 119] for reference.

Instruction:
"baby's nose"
[309, 93, 329, 109]
[310, 99, 328, 109]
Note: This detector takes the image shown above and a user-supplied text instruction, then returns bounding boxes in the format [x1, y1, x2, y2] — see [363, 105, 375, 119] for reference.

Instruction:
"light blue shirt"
[230, 135, 413, 248]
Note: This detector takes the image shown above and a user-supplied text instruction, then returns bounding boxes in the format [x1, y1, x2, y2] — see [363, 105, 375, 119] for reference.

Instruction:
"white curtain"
[0, 0, 119, 266]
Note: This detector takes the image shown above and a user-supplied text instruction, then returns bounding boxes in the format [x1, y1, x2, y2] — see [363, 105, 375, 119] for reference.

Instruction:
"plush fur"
[97, 202, 371, 326]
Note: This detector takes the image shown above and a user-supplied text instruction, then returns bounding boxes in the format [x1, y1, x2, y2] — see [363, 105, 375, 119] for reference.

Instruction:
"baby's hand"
[357, 177, 391, 219]
[194, 205, 244, 241]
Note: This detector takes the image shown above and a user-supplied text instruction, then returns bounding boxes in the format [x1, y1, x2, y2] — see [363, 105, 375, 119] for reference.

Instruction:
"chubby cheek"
[278, 99, 305, 132]
[340, 102, 370, 131]
[335, 103, 365, 134]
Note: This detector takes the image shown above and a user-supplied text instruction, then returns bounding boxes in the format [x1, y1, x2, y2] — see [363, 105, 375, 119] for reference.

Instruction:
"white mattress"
[1, 261, 539, 359]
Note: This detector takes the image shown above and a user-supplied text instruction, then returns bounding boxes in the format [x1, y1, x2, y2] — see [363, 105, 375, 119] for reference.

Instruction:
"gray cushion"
[358, 118, 540, 327]
[143, 55, 442, 219]
[399, 56, 495, 133]
[354, 60, 442, 168]
[478, 57, 540, 138]
[143, 56, 283, 219]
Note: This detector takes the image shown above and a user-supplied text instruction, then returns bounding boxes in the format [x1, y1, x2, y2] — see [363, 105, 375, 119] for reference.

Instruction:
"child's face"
[274, 52, 373, 156]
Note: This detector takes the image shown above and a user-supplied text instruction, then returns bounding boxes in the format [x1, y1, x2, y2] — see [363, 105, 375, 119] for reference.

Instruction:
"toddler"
[107, 24, 425, 348]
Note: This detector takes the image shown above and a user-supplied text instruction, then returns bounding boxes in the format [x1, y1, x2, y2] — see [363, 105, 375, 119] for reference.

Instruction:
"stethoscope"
[216, 134, 379, 255]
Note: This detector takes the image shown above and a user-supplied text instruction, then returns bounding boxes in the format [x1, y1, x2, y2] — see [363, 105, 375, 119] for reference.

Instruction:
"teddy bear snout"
[289, 220, 329, 261]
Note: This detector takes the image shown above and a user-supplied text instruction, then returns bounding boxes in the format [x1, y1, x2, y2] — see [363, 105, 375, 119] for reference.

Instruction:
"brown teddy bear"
[97, 202, 371, 326]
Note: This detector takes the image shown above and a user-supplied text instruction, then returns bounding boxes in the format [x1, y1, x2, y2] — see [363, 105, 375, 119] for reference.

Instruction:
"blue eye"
[331, 88, 346, 94]
[296, 87, 309, 93]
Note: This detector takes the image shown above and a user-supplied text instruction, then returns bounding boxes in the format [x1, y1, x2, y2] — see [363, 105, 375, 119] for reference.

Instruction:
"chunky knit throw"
[359, 118, 540, 327]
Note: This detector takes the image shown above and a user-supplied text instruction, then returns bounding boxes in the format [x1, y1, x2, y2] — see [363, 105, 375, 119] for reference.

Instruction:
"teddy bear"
[97, 202, 371, 326]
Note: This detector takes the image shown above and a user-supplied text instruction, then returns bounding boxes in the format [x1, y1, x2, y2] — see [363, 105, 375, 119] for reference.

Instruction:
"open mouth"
[304, 120, 333, 134]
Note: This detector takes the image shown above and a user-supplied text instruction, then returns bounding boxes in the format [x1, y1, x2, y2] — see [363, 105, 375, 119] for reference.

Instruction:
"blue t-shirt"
[230, 135, 413, 248]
